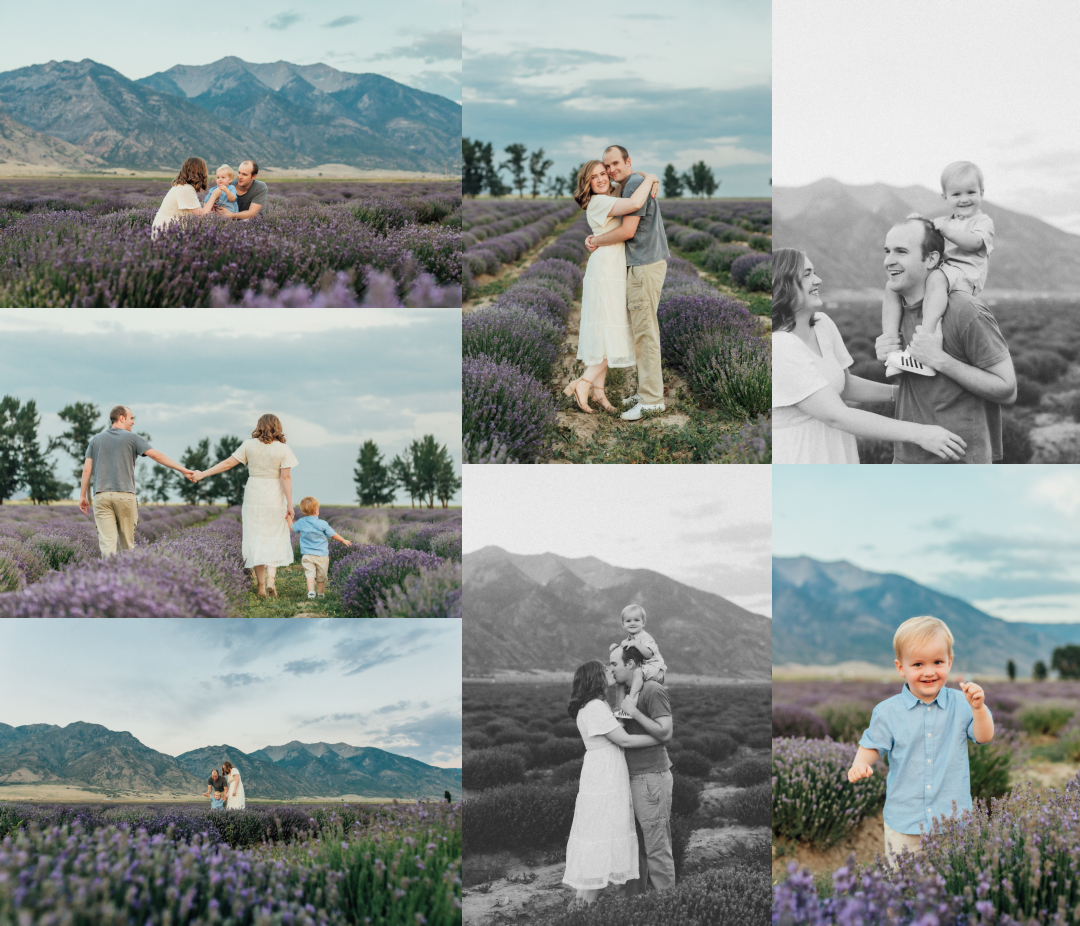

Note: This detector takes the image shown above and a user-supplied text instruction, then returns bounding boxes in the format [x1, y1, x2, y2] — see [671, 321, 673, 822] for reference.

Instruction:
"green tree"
[390, 453, 418, 508]
[434, 449, 461, 509]
[500, 143, 528, 198]
[462, 138, 483, 197]
[481, 142, 510, 197]
[354, 440, 396, 507]
[47, 402, 101, 483]
[210, 436, 246, 507]
[567, 163, 585, 199]
[145, 467, 173, 504]
[1034, 660, 1048, 682]
[409, 435, 443, 509]
[1052, 645, 1080, 680]
[545, 175, 568, 198]
[176, 439, 212, 504]
[15, 400, 71, 504]
[528, 148, 554, 198]
[1007, 659, 1016, 682]
[0, 396, 21, 505]
[682, 161, 719, 198]
[662, 164, 684, 198]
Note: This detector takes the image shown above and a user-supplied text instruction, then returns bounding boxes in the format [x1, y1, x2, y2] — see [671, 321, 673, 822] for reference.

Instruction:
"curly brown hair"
[567, 660, 608, 720]
[251, 414, 286, 444]
[773, 248, 816, 333]
[573, 160, 620, 210]
[172, 157, 208, 194]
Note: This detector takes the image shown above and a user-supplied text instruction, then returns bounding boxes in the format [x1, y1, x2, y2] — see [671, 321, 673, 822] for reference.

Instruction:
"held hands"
[960, 680, 986, 710]
[585, 235, 598, 252]
[185, 470, 201, 483]
[848, 762, 875, 783]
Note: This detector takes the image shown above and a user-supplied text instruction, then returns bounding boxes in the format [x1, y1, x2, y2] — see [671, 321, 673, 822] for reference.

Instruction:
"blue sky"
[0, 620, 462, 766]
[773, 466, 1080, 624]
[463, 0, 771, 197]
[0, 0, 461, 102]
[0, 309, 460, 506]
[464, 465, 772, 616]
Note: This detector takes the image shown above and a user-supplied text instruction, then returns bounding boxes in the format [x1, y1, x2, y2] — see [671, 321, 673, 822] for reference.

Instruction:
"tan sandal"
[562, 376, 594, 413]
[267, 585, 278, 599]
[590, 385, 617, 413]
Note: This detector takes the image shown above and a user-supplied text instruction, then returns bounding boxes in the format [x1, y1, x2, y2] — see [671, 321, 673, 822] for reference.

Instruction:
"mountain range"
[0, 58, 460, 173]
[463, 547, 771, 678]
[0, 723, 461, 799]
[773, 556, 1080, 675]
[774, 179, 1080, 296]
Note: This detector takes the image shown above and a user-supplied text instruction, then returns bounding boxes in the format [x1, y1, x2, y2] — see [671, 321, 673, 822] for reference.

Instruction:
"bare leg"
[920, 268, 950, 335]
[266, 565, 277, 589]
[628, 667, 644, 701]
[882, 285, 903, 346]
[306, 575, 316, 593]
[577, 889, 600, 905]
[254, 565, 266, 595]
[317, 581, 325, 595]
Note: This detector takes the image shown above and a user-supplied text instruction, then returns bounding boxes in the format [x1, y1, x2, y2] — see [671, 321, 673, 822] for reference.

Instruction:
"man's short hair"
[299, 496, 319, 515]
[240, 159, 259, 176]
[109, 405, 129, 423]
[618, 644, 648, 666]
[894, 216, 945, 264]
[603, 145, 630, 161]
[893, 615, 954, 662]
[941, 160, 984, 194]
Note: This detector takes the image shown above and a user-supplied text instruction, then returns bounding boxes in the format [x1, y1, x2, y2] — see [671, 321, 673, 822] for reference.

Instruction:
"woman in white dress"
[562, 659, 662, 908]
[222, 761, 246, 810]
[192, 414, 298, 598]
[151, 157, 221, 236]
[563, 161, 660, 414]
[772, 248, 968, 463]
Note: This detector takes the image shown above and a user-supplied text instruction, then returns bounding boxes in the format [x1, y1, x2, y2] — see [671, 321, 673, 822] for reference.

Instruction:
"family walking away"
[152, 157, 268, 235]
[846, 616, 994, 866]
[563, 605, 675, 910]
[565, 145, 670, 421]
[773, 160, 1017, 464]
[202, 762, 246, 811]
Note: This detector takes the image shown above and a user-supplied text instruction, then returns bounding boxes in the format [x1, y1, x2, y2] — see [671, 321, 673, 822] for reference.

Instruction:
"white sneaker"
[885, 349, 936, 377]
[621, 402, 666, 421]
[621, 393, 641, 407]
[307, 591, 316, 599]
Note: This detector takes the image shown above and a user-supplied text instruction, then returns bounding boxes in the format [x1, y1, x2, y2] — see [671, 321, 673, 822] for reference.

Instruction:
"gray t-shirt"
[85, 428, 153, 494]
[207, 774, 226, 794]
[621, 174, 670, 267]
[622, 680, 673, 775]
[235, 179, 268, 213]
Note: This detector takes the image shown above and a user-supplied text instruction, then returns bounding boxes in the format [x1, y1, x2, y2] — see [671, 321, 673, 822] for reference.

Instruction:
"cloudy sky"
[464, 0, 771, 197]
[0, 0, 461, 102]
[773, 466, 1080, 625]
[775, 0, 1080, 233]
[0, 620, 461, 767]
[463, 465, 772, 616]
[0, 309, 460, 506]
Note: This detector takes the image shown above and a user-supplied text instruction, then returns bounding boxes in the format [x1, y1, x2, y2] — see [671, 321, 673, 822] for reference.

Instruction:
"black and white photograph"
[460, 466, 771, 924]
[772, 0, 1080, 464]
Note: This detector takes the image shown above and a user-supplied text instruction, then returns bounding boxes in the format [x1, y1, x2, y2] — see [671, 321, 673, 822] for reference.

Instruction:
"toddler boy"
[609, 604, 666, 718]
[291, 496, 351, 599]
[204, 164, 239, 214]
[848, 615, 994, 866]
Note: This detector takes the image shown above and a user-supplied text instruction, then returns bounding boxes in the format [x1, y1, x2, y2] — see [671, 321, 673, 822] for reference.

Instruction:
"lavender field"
[461, 198, 772, 463]
[0, 503, 461, 618]
[0, 178, 461, 307]
[0, 799, 462, 924]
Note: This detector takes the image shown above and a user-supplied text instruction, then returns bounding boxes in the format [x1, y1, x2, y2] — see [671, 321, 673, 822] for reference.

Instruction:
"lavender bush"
[745, 259, 772, 292]
[375, 560, 462, 619]
[492, 283, 572, 323]
[710, 415, 772, 463]
[684, 333, 772, 418]
[772, 704, 829, 739]
[461, 435, 518, 464]
[463, 304, 564, 383]
[462, 355, 557, 463]
[519, 258, 585, 297]
[703, 242, 752, 274]
[657, 293, 757, 369]
[729, 251, 772, 288]
[0, 552, 24, 592]
[331, 547, 443, 617]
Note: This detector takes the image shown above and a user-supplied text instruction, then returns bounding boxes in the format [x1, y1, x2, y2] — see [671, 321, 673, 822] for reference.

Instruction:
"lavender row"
[462, 203, 578, 282]
[462, 199, 570, 233]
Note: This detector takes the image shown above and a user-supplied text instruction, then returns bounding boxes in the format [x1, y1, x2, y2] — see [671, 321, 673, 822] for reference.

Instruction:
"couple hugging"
[565, 145, 671, 422]
[152, 156, 268, 235]
[202, 761, 246, 810]
[774, 159, 1017, 464]
[563, 605, 674, 909]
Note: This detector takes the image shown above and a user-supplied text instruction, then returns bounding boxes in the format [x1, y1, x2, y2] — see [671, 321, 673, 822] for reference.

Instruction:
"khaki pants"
[301, 554, 329, 582]
[883, 820, 922, 868]
[93, 492, 138, 557]
[627, 770, 675, 893]
[627, 260, 667, 406]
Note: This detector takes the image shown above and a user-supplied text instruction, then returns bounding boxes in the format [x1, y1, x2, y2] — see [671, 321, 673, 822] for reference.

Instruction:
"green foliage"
[968, 739, 1013, 803]
[462, 782, 577, 854]
[1052, 644, 1080, 680]
[208, 435, 246, 506]
[682, 162, 719, 199]
[727, 755, 771, 788]
[528, 148, 554, 198]
[745, 260, 772, 292]
[1034, 660, 1048, 681]
[671, 773, 703, 817]
[817, 702, 874, 743]
[748, 233, 771, 252]
[1007, 659, 1016, 681]
[729, 781, 770, 826]
[662, 164, 684, 198]
[176, 437, 212, 504]
[462, 744, 527, 790]
[354, 439, 396, 507]
[47, 401, 101, 483]
[1017, 702, 1074, 734]
[500, 143, 529, 198]
[673, 750, 712, 778]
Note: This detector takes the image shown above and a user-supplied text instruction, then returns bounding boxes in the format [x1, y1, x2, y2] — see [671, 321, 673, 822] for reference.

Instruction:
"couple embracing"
[566, 146, 671, 421]
[203, 762, 245, 810]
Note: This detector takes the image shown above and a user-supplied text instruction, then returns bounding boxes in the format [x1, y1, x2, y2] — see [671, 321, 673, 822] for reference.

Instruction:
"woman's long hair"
[574, 160, 607, 210]
[251, 414, 285, 444]
[172, 157, 208, 193]
[221, 761, 233, 776]
[773, 248, 816, 333]
[567, 660, 608, 719]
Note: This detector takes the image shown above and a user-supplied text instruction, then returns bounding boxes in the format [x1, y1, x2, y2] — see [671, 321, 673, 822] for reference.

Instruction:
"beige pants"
[626, 770, 675, 894]
[93, 492, 138, 557]
[883, 820, 923, 867]
[626, 260, 667, 406]
[301, 554, 329, 582]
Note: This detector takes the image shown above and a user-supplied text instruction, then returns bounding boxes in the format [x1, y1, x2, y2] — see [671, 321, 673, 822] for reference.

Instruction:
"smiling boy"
[848, 615, 994, 866]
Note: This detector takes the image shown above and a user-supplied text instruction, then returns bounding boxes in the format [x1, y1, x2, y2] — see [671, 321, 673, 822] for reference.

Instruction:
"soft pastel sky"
[0, 620, 462, 767]
[0, 309, 460, 506]
[775, 0, 1080, 233]
[463, 0, 771, 197]
[463, 465, 772, 616]
[0, 0, 461, 102]
[773, 466, 1080, 625]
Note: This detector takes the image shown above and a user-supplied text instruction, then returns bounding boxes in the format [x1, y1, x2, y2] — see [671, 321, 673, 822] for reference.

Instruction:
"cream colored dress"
[226, 768, 246, 810]
[230, 439, 299, 567]
[152, 184, 201, 235]
[577, 194, 635, 368]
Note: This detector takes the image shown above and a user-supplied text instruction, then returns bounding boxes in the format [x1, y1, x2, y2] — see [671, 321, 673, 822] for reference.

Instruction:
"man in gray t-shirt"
[584, 145, 670, 420]
[79, 405, 194, 556]
[216, 159, 267, 220]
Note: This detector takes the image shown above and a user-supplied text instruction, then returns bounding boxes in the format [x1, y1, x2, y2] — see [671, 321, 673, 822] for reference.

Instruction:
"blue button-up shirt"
[859, 684, 990, 835]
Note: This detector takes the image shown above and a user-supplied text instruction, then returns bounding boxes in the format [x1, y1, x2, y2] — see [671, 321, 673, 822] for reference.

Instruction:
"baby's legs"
[306, 575, 316, 593]
[628, 667, 645, 701]
[317, 580, 325, 596]
[882, 285, 903, 343]
[920, 268, 950, 335]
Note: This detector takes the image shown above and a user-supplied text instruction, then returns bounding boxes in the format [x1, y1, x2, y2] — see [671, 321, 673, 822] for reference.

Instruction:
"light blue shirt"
[291, 516, 336, 556]
[204, 183, 238, 213]
[859, 684, 991, 835]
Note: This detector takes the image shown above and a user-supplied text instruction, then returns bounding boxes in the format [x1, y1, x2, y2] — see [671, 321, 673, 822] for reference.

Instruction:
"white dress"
[562, 699, 638, 890]
[577, 195, 636, 368]
[152, 184, 201, 234]
[226, 769, 246, 810]
[230, 439, 299, 568]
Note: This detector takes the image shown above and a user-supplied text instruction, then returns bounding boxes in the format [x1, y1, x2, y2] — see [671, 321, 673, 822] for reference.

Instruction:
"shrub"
[720, 228, 750, 243]
[696, 731, 739, 763]
[684, 333, 772, 418]
[374, 560, 461, 619]
[331, 547, 442, 617]
[748, 233, 771, 252]
[710, 415, 771, 463]
[677, 231, 715, 252]
[526, 735, 584, 768]
[462, 781, 577, 854]
[463, 730, 492, 750]
[1014, 375, 1043, 407]
[968, 738, 1013, 803]
[727, 755, 771, 788]
[461, 355, 557, 463]
[999, 414, 1034, 464]
[772, 737, 887, 847]
[518, 258, 584, 297]
[744, 260, 772, 292]
[1017, 702, 1074, 735]
[0, 552, 25, 592]
[671, 773, 703, 817]
[1014, 348, 1068, 384]
[729, 781, 770, 826]
[702, 243, 750, 273]
[673, 750, 712, 777]
[462, 303, 563, 383]
[428, 530, 462, 562]
[816, 702, 873, 743]
[0, 538, 49, 585]
[729, 251, 772, 288]
[462, 744, 528, 790]
[26, 526, 100, 570]
[550, 757, 584, 785]
[657, 293, 756, 369]
[494, 283, 572, 323]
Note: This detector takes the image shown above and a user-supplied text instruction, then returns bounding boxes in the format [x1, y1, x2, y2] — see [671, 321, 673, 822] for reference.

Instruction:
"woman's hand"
[651, 181, 659, 199]
[914, 425, 967, 461]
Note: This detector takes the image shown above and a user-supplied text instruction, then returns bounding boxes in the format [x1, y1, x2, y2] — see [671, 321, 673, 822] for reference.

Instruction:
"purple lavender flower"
[331, 547, 443, 617]
[463, 304, 563, 383]
[461, 355, 558, 463]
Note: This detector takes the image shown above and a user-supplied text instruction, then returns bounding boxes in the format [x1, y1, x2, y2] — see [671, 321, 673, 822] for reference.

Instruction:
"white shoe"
[307, 591, 316, 599]
[886, 349, 935, 377]
[621, 402, 665, 421]
[621, 393, 641, 407]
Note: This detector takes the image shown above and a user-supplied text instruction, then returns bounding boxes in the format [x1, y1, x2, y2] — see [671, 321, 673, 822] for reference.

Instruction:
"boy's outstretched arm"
[960, 681, 995, 743]
[848, 746, 880, 783]
[330, 532, 352, 546]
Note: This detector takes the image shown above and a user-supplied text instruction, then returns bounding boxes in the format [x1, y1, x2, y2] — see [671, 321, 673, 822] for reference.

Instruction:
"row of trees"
[354, 436, 460, 508]
[1006, 646, 1080, 681]
[0, 397, 74, 504]
[463, 138, 722, 199]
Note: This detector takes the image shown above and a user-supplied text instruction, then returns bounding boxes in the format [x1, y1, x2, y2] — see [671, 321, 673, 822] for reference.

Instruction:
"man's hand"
[875, 333, 902, 362]
[960, 680, 986, 710]
[848, 762, 875, 783]
[909, 324, 949, 371]
[79, 495, 90, 514]
[585, 235, 598, 252]
[622, 693, 639, 714]
[215, 206, 236, 218]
